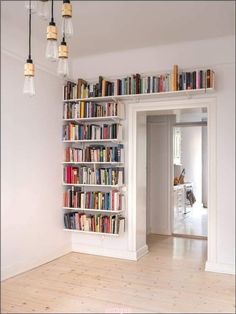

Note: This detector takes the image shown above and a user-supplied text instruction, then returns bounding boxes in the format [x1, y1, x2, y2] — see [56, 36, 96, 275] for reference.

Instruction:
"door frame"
[127, 95, 217, 271]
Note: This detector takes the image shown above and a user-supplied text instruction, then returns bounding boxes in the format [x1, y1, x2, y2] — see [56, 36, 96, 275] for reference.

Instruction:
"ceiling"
[1, 1, 235, 58]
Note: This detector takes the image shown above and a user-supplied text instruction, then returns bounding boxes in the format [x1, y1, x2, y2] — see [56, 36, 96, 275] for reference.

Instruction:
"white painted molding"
[136, 245, 149, 260]
[127, 95, 218, 272]
[205, 261, 235, 275]
[72, 243, 138, 261]
[1, 47, 60, 78]
[1, 244, 71, 281]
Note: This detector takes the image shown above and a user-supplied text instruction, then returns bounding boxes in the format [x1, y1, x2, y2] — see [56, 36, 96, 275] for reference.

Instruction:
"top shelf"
[63, 88, 215, 103]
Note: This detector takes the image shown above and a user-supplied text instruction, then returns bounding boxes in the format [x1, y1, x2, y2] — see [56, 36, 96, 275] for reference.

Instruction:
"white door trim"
[127, 96, 217, 270]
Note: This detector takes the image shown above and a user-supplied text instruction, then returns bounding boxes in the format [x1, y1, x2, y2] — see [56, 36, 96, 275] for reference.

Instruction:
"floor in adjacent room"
[173, 203, 208, 238]
[1, 235, 235, 313]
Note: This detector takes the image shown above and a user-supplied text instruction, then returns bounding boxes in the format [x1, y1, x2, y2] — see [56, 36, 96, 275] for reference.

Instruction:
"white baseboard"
[72, 243, 149, 261]
[205, 261, 235, 275]
[1, 244, 71, 281]
[136, 245, 149, 260]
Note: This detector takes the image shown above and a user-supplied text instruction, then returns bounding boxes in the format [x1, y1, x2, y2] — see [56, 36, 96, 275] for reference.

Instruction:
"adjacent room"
[1, 1, 235, 313]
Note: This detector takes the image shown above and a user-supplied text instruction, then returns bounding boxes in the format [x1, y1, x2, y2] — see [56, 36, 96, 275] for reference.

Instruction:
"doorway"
[127, 97, 217, 269]
[172, 120, 208, 239]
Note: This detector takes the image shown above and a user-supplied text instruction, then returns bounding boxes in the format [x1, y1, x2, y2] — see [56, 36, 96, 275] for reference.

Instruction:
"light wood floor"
[173, 204, 208, 237]
[1, 235, 235, 313]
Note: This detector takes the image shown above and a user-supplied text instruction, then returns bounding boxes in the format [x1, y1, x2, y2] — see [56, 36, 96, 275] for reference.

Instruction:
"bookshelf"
[62, 66, 215, 236]
[62, 100, 126, 236]
[62, 87, 215, 103]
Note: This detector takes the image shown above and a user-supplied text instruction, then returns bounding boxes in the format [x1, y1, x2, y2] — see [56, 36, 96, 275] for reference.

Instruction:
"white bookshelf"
[63, 139, 121, 144]
[62, 183, 124, 188]
[63, 87, 214, 103]
[63, 229, 120, 236]
[63, 207, 125, 214]
[63, 116, 123, 122]
[62, 161, 124, 165]
[62, 99, 126, 235]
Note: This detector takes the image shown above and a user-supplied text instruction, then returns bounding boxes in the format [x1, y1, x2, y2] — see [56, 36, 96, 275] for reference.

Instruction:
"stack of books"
[64, 145, 124, 163]
[64, 188, 125, 211]
[64, 212, 125, 234]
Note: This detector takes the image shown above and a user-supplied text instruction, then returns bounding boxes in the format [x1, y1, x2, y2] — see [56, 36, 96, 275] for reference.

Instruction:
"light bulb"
[57, 58, 69, 77]
[23, 76, 35, 96]
[38, 0, 49, 20]
[46, 40, 58, 61]
[24, 1, 37, 13]
[62, 17, 73, 37]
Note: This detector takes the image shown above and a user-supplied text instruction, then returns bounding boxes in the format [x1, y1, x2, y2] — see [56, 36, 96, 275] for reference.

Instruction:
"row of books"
[64, 145, 124, 163]
[63, 123, 122, 141]
[64, 166, 124, 185]
[64, 212, 125, 234]
[64, 188, 125, 211]
[63, 101, 124, 119]
[63, 66, 215, 100]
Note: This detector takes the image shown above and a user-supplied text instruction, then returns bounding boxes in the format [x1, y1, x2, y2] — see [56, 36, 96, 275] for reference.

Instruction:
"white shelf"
[63, 139, 121, 143]
[63, 116, 123, 122]
[63, 88, 215, 103]
[63, 228, 119, 236]
[63, 207, 125, 214]
[63, 183, 124, 188]
[62, 161, 124, 165]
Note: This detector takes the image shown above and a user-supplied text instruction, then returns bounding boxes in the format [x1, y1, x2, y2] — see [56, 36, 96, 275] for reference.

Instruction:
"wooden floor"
[173, 204, 208, 237]
[1, 235, 235, 313]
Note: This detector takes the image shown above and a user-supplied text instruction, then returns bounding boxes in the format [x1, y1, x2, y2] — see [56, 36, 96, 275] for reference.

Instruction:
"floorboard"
[1, 235, 235, 313]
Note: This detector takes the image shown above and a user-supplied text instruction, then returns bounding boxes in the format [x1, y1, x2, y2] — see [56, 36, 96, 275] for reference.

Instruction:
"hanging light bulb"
[23, 61, 35, 96]
[61, 0, 73, 37]
[25, 0, 37, 13]
[57, 38, 69, 77]
[46, 0, 58, 61]
[38, 0, 49, 20]
[23, 0, 35, 96]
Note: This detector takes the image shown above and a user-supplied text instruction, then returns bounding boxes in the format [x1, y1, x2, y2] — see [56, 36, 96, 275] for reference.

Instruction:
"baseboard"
[1, 244, 71, 281]
[136, 245, 149, 260]
[205, 261, 235, 275]
[72, 242, 149, 261]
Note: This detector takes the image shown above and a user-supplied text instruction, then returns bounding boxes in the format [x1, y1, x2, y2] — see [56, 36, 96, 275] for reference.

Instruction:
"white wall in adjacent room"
[72, 36, 235, 273]
[1, 21, 71, 280]
[181, 126, 202, 204]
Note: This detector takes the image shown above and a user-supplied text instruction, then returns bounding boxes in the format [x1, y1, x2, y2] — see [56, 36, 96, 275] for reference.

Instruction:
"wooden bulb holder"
[62, 3, 72, 17]
[47, 25, 57, 40]
[59, 44, 68, 58]
[24, 62, 35, 76]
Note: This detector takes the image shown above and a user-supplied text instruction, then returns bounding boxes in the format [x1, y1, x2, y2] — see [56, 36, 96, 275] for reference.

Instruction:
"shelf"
[63, 207, 125, 214]
[63, 183, 124, 188]
[63, 139, 121, 143]
[63, 88, 215, 103]
[63, 228, 119, 236]
[62, 161, 124, 165]
[63, 116, 123, 122]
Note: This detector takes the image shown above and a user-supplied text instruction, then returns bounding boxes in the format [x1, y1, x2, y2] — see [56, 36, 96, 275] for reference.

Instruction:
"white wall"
[1, 23, 71, 279]
[72, 36, 235, 273]
[181, 126, 202, 204]
[147, 115, 174, 235]
[202, 126, 208, 207]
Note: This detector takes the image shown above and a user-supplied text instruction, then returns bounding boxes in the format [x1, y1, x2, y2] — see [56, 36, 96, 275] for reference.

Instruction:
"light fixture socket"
[24, 60, 35, 76]
[47, 22, 57, 40]
[58, 41, 68, 58]
[62, 1, 72, 18]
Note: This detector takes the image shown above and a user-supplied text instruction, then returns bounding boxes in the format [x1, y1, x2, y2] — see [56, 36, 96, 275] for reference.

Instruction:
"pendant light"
[46, 0, 58, 61]
[23, 0, 35, 96]
[38, 0, 49, 20]
[24, 0, 37, 13]
[61, 0, 73, 37]
[57, 35, 69, 77]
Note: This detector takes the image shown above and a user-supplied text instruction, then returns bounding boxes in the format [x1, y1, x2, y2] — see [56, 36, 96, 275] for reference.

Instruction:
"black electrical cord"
[28, 0, 32, 61]
[51, 0, 54, 23]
